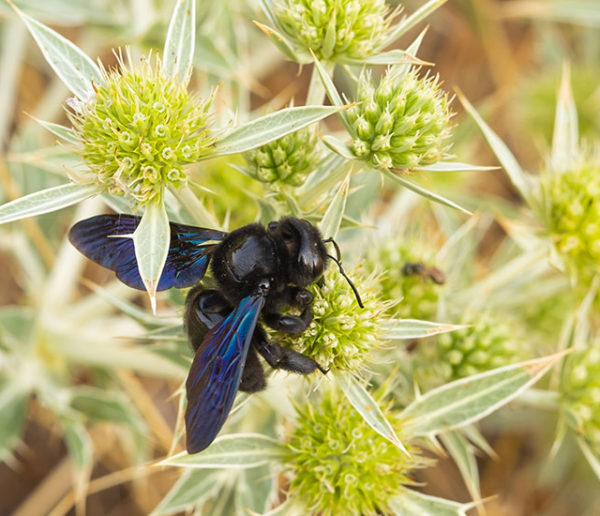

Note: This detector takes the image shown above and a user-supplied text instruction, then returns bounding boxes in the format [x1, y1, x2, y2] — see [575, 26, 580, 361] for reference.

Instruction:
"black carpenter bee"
[69, 215, 362, 453]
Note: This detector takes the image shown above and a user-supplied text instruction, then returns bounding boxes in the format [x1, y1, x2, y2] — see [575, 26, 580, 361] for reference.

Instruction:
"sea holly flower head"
[540, 149, 600, 280]
[416, 313, 522, 385]
[273, 0, 393, 62]
[244, 127, 320, 187]
[347, 67, 453, 170]
[363, 237, 443, 319]
[69, 52, 215, 205]
[560, 341, 600, 452]
[274, 267, 388, 372]
[284, 387, 422, 515]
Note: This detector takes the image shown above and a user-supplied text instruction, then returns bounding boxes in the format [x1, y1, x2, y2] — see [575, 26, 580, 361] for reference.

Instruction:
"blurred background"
[0, 0, 599, 514]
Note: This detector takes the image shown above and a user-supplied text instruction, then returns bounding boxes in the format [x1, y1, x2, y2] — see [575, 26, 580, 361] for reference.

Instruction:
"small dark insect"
[402, 261, 446, 285]
[69, 215, 362, 454]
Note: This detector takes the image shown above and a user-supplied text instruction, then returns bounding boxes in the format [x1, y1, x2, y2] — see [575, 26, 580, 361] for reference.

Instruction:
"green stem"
[306, 60, 334, 106]
[515, 388, 559, 411]
[171, 185, 219, 229]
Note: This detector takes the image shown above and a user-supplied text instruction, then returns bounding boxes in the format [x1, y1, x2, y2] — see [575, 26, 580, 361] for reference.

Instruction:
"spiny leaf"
[0, 183, 99, 224]
[162, 0, 196, 84]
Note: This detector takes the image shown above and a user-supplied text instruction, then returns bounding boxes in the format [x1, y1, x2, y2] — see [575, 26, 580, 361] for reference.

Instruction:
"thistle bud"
[348, 68, 453, 170]
[70, 53, 214, 205]
[417, 314, 522, 385]
[541, 152, 600, 280]
[284, 387, 421, 515]
[244, 128, 320, 187]
[273, 0, 391, 61]
[363, 239, 442, 320]
[560, 342, 600, 452]
[274, 268, 387, 372]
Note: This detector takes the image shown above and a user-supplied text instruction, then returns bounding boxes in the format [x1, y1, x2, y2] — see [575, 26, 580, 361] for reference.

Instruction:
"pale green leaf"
[0, 380, 30, 459]
[254, 21, 303, 63]
[321, 135, 356, 160]
[34, 118, 80, 145]
[440, 431, 482, 506]
[211, 106, 342, 156]
[237, 464, 275, 514]
[389, 487, 471, 516]
[162, 0, 196, 84]
[382, 319, 468, 340]
[70, 387, 143, 428]
[335, 373, 408, 454]
[0, 183, 99, 224]
[160, 433, 287, 468]
[151, 469, 222, 515]
[312, 53, 353, 134]
[577, 437, 600, 483]
[551, 63, 579, 171]
[132, 201, 170, 310]
[83, 281, 178, 329]
[319, 174, 349, 239]
[458, 91, 536, 206]
[61, 419, 92, 470]
[382, 169, 471, 215]
[415, 162, 499, 173]
[342, 49, 426, 66]
[401, 353, 565, 436]
[380, 0, 448, 48]
[14, 5, 103, 100]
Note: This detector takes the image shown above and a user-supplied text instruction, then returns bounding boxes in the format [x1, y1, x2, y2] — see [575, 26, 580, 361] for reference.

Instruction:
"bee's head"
[268, 217, 328, 286]
[268, 218, 364, 308]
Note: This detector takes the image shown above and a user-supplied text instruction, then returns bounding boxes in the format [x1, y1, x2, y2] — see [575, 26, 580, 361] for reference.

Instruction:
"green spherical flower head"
[364, 238, 442, 319]
[285, 388, 420, 515]
[348, 68, 453, 170]
[274, 267, 386, 373]
[244, 127, 320, 187]
[70, 53, 214, 205]
[541, 153, 600, 281]
[273, 0, 391, 61]
[560, 342, 600, 452]
[417, 314, 522, 385]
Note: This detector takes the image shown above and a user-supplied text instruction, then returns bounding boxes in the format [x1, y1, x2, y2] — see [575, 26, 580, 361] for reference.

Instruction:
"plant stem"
[171, 185, 220, 229]
[516, 388, 559, 411]
[306, 60, 334, 106]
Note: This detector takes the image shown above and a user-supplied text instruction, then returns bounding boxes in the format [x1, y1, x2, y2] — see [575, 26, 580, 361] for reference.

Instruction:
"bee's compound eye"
[268, 221, 278, 231]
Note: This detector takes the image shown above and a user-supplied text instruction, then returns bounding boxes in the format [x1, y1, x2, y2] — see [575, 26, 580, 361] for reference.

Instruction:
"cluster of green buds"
[69, 53, 215, 205]
[284, 386, 420, 515]
[560, 341, 600, 452]
[363, 237, 443, 320]
[541, 151, 600, 280]
[272, 0, 392, 62]
[275, 267, 387, 372]
[416, 314, 522, 385]
[347, 67, 453, 170]
[243, 127, 320, 187]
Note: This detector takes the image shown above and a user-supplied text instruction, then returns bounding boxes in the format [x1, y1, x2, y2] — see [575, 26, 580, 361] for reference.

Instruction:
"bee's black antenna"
[324, 238, 364, 309]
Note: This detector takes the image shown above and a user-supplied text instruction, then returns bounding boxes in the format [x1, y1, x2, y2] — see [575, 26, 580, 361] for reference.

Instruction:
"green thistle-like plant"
[273, 0, 393, 61]
[560, 341, 600, 452]
[363, 237, 442, 319]
[284, 387, 421, 515]
[541, 150, 600, 280]
[274, 267, 386, 372]
[417, 314, 522, 385]
[244, 127, 320, 187]
[348, 67, 453, 170]
[70, 52, 215, 205]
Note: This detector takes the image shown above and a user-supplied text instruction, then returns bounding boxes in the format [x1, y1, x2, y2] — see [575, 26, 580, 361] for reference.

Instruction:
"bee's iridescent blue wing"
[69, 214, 227, 290]
[185, 294, 265, 454]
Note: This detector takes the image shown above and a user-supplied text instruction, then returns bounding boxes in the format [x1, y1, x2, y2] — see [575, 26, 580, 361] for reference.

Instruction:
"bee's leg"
[262, 285, 313, 333]
[253, 326, 327, 375]
[239, 344, 267, 393]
